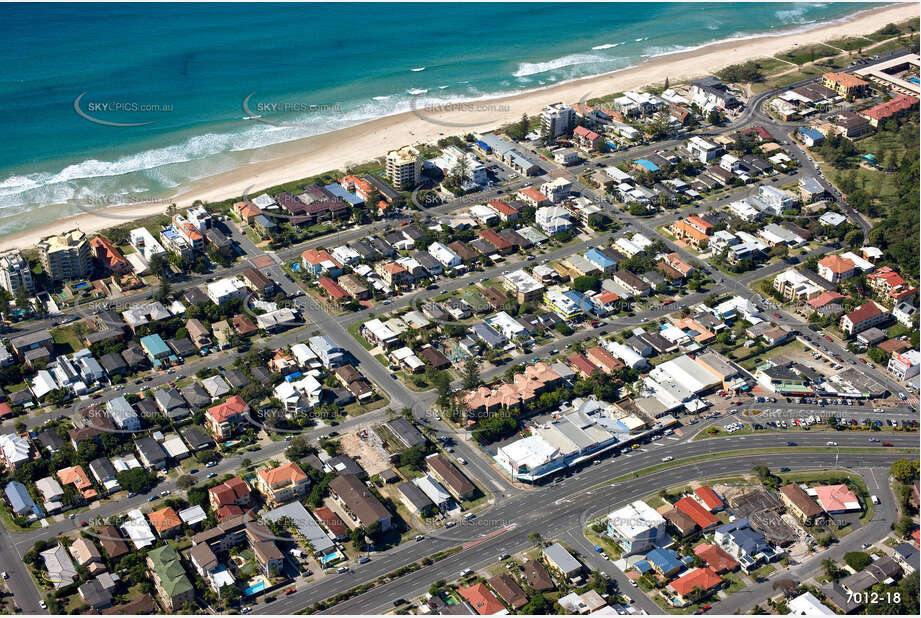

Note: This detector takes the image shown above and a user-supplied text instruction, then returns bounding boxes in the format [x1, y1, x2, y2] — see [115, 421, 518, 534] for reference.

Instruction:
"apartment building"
[385, 146, 422, 188]
[0, 249, 35, 296]
[540, 102, 576, 139]
[256, 462, 309, 507]
[38, 229, 91, 281]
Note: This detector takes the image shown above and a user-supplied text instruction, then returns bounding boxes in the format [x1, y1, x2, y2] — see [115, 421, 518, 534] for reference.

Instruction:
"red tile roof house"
[667, 567, 723, 606]
[694, 486, 725, 512]
[479, 229, 515, 254]
[317, 277, 349, 304]
[573, 125, 602, 151]
[693, 543, 739, 574]
[487, 199, 519, 221]
[516, 187, 550, 207]
[205, 395, 249, 440]
[568, 353, 600, 378]
[585, 346, 625, 375]
[675, 496, 719, 530]
[840, 301, 891, 337]
[208, 477, 253, 513]
[817, 255, 856, 283]
[813, 484, 861, 513]
[459, 582, 506, 615]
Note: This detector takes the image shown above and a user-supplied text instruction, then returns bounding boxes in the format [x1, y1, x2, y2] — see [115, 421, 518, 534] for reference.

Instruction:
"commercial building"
[888, 349, 920, 381]
[38, 229, 91, 281]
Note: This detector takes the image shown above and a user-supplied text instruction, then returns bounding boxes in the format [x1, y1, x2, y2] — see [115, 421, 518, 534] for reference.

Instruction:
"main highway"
[254, 438, 913, 615]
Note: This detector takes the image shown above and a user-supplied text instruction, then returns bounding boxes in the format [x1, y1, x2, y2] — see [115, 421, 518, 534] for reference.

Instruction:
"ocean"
[0, 2, 882, 237]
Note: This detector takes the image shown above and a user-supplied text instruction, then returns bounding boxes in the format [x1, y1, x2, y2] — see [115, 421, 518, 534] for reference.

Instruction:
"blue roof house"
[633, 159, 659, 172]
[5, 481, 42, 518]
[797, 127, 825, 147]
[645, 548, 684, 577]
[140, 334, 175, 368]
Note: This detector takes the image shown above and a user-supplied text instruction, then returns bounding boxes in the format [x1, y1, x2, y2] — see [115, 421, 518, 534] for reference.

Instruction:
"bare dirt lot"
[340, 426, 393, 476]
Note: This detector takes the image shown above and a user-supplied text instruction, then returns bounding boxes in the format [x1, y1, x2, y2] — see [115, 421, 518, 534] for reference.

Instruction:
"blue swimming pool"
[244, 581, 267, 596]
[908, 77, 920, 84]
[72, 281, 89, 290]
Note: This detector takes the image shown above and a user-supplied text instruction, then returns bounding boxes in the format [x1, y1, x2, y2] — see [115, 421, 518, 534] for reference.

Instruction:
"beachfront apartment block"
[541, 102, 576, 139]
[38, 229, 91, 281]
[385, 146, 422, 188]
[822, 72, 869, 98]
[129, 227, 166, 261]
[0, 249, 35, 296]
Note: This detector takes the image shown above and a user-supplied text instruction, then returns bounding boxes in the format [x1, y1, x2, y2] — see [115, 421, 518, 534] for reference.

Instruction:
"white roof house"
[179, 505, 207, 526]
[122, 509, 155, 549]
[819, 212, 847, 227]
[40, 544, 77, 589]
[391, 347, 425, 373]
[111, 454, 142, 472]
[788, 592, 835, 615]
[604, 341, 648, 370]
[161, 434, 190, 460]
[839, 251, 875, 273]
[207, 277, 249, 304]
[486, 311, 529, 340]
[413, 475, 452, 508]
[290, 343, 319, 367]
[607, 501, 666, 540]
[0, 433, 31, 467]
[427, 242, 461, 268]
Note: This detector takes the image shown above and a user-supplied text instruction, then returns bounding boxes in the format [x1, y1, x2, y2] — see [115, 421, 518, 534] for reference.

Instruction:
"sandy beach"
[2, 2, 916, 252]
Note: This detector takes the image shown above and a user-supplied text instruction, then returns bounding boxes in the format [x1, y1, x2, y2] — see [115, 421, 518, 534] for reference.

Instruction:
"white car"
[661, 456, 673, 462]
[826, 441, 838, 446]
[39, 601, 47, 610]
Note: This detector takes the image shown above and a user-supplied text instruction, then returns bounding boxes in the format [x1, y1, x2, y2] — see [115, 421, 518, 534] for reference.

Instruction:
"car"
[883, 442, 894, 447]
[414, 535, 425, 541]
[127, 492, 137, 498]
[827, 441, 838, 446]
[464, 513, 476, 521]
[241, 607, 252, 613]
[787, 441, 796, 446]
[457, 457, 467, 465]
[1, 572, 7, 579]
[393, 599, 407, 607]
[779, 467, 790, 472]
[336, 566, 350, 574]
[460, 568, 473, 577]
[773, 312, 781, 318]
[498, 553, 510, 560]
[206, 461, 218, 467]
[358, 557, 371, 564]
[445, 521, 456, 528]
[207, 472, 217, 478]
[661, 456, 673, 462]
[631, 443, 640, 449]
[147, 496, 158, 502]
[869, 437, 880, 442]
[39, 601, 47, 610]
[285, 587, 296, 596]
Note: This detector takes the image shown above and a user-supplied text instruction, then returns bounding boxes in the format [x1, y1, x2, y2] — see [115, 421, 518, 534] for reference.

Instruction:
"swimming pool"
[244, 581, 267, 596]
[72, 281, 90, 290]
[908, 77, 920, 84]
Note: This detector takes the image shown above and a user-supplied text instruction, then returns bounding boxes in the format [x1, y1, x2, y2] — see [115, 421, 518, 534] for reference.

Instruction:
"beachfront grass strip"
[774, 43, 840, 65]
[825, 36, 874, 51]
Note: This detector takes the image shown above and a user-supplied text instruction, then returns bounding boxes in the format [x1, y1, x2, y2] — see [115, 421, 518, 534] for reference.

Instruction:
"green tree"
[461, 358, 481, 390]
[890, 459, 919, 484]
[176, 475, 196, 490]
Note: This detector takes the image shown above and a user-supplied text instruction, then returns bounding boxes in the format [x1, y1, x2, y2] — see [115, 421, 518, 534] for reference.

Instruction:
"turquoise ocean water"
[0, 2, 882, 236]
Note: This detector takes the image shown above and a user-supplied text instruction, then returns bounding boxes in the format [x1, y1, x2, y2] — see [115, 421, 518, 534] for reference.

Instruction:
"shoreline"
[1, 2, 917, 252]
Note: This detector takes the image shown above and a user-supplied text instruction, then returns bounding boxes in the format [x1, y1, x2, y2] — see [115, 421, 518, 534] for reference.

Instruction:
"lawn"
[824, 36, 873, 51]
[774, 43, 839, 65]
[751, 563, 777, 578]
